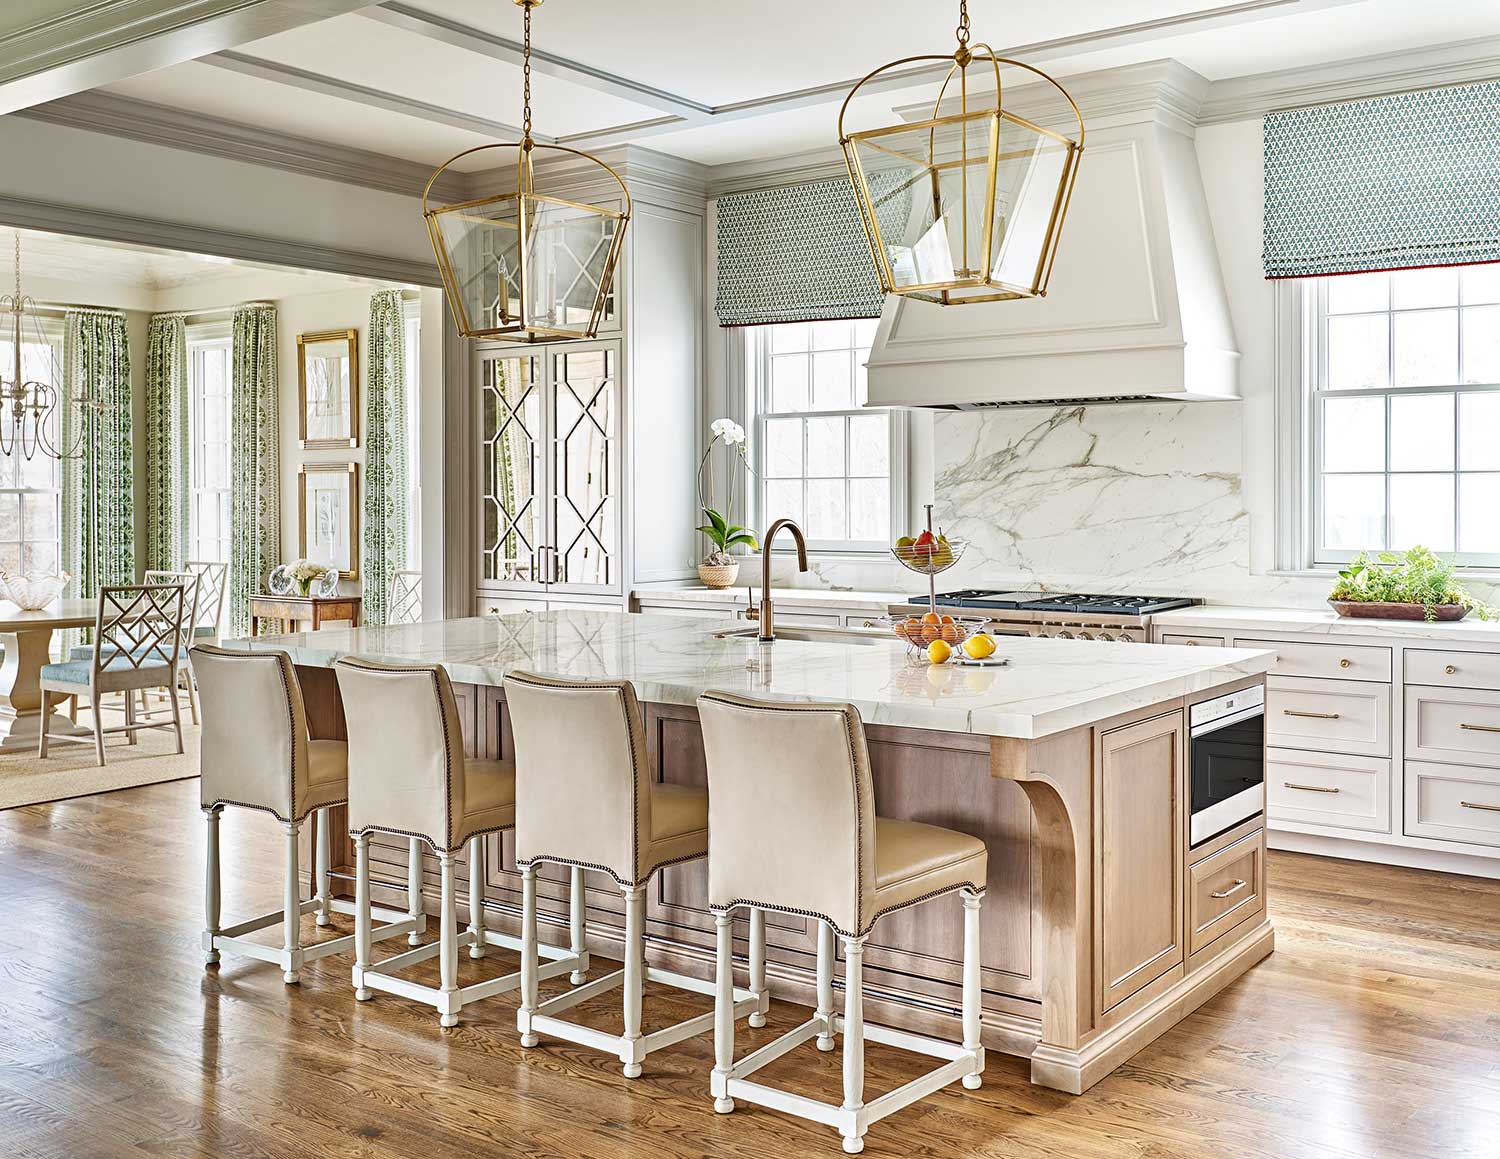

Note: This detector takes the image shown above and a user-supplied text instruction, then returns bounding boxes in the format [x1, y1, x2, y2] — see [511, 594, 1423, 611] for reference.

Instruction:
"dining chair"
[40, 584, 190, 765]
[186, 561, 229, 644]
[388, 570, 423, 625]
[71, 570, 202, 725]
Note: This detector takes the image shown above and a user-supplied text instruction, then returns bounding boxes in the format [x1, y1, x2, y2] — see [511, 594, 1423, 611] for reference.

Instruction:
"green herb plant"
[1329, 546, 1495, 621]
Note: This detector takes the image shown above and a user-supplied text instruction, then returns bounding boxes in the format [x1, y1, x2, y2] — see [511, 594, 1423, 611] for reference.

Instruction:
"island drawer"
[1187, 830, 1264, 956]
[1159, 632, 1228, 648]
[1404, 761, 1500, 848]
[1238, 638, 1391, 682]
[1266, 748, 1391, 833]
[1404, 685, 1500, 767]
[1406, 649, 1500, 692]
[1265, 676, 1391, 757]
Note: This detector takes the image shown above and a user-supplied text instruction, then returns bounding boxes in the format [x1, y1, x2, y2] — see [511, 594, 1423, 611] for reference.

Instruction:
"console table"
[248, 594, 361, 637]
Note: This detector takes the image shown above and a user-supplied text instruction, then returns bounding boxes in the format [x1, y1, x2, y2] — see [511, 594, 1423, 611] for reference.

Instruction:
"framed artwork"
[298, 463, 360, 580]
[297, 328, 359, 449]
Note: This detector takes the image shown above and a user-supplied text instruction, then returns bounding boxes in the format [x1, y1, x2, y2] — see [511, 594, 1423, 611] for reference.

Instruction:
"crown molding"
[17, 90, 466, 203]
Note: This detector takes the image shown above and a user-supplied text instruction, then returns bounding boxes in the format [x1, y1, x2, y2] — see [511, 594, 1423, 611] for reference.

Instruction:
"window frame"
[0, 319, 64, 576]
[403, 298, 422, 569]
[187, 334, 233, 568]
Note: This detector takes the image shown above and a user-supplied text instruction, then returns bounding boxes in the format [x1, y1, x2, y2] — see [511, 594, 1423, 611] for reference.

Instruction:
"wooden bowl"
[1328, 599, 1469, 622]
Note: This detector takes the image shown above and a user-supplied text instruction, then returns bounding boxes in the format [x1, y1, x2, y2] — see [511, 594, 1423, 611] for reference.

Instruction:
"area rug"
[0, 709, 199, 810]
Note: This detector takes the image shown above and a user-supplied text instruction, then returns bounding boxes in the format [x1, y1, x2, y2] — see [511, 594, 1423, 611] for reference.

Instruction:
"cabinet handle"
[862, 620, 876, 628]
[1460, 800, 1500, 812]
[1186, 640, 1198, 646]
[1339, 658, 1351, 669]
[1459, 722, 1500, 733]
[1210, 879, 1248, 899]
[1445, 664, 1457, 675]
[1284, 782, 1340, 794]
[1283, 709, 1341, 720]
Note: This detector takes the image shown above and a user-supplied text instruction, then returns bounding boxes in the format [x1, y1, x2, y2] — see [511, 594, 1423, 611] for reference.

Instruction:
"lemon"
[927, 639, 952, 664]
[963, 632, 996, 660]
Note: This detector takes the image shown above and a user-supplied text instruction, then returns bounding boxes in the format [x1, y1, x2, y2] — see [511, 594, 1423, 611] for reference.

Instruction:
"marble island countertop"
[234, 610, 1272, 739]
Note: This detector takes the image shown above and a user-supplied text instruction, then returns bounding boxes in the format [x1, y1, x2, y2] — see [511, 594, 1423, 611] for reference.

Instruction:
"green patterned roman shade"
[715, 176, 889, 327]
[228, 304, 280, 638]
[143, 313, 188, 572]
[361, 290, 408, 626]
[1264, 81, 1500, 279]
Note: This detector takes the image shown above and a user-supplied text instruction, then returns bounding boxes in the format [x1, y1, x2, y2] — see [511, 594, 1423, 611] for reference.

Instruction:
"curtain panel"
[228, 304, 280, 637]
[61, 309, 134, 609]
[715, 175, 892, 327]
[361, 289, 408, 626]
[143, 314, 188, 572]
[1263, 80, 1500, 279]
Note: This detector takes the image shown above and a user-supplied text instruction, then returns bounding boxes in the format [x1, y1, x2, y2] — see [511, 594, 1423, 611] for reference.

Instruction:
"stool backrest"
[191, 644, 311, 821]
[503, 670, 650, 882]
[697, 691, 876, 937]
[334, 657, 468, 852]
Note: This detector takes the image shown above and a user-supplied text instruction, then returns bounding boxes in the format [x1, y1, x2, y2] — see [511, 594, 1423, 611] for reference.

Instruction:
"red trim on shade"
[1266, 259, 1500, 281]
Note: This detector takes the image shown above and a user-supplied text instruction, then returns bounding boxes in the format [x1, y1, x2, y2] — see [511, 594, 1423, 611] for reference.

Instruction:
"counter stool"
[503, 671, 767, 1078]
[193, 645, 418, 983]
[336, 658, 585, 1028]
[697, 691, 988, 1155]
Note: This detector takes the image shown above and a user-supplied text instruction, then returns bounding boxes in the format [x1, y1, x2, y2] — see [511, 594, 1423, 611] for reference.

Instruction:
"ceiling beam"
[0, 0, 375, 115]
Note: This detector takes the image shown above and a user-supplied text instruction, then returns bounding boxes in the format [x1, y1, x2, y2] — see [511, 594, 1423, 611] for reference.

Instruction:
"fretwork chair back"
[335, 657, 585, 1027]
[697, 691, 989, 1155]
[39, 584, 190, 766]
[186, 560, 229, 644]
[193, 644, 417, 983]
[68, 570, 200, 725]
[388, 570, 423, 626]
[503, 671, 767, 1078]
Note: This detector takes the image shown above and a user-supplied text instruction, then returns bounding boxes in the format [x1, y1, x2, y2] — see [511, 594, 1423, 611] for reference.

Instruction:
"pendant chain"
[955, 0, 970, 48]
[522, 1, 533, 143]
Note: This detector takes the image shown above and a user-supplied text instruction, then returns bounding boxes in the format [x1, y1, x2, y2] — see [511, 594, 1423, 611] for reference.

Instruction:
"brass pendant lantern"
[839, 0, 1084, 306]
[424, 0, 630, 342]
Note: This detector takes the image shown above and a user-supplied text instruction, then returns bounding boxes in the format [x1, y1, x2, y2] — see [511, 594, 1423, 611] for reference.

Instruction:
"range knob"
[1097, 632, 1114, 642]
[1056, 630, 1074, 639]
[1076, 631, 1094, 641]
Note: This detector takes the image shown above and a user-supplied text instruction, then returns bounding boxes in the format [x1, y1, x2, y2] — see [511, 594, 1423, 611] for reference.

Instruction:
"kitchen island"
[233, 610, 1275, 1094]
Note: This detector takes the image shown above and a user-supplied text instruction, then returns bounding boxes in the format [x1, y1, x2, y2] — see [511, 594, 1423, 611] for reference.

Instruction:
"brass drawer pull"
[1284, 782, 1340, 794]
[1459, 722, 1500, 733]
[1445, 664, 1457, 675]
[1460, 800, 1500, 813]
[1210, 879, 1248, 899]
[1283, 709, 1341, 720]
[1339, 658, 1351, 669]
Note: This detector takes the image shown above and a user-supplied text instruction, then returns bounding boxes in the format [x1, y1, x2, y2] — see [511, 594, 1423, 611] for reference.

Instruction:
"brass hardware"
[1459, 722, 1500, 733]
[1445, 664, 1457, 675]
[863, 620, 876, 628]
[758, 519, 808, 642]
[1186, 640, 1198, 646]
[1283, 709, 1341, 720]
[1339, 658, 1351, 669]
[1460, 800, 1500, 812]
[1210, 879, 1248, 900]
[1284, 782, 1340, 793]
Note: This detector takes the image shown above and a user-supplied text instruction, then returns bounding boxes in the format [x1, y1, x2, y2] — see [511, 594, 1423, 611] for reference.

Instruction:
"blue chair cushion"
[69, 644, 183, 661]
[193, 625, 217, 638]
[41, 659, 172, 686]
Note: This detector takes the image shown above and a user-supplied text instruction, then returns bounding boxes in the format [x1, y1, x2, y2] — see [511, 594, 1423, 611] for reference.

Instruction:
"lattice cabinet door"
[548, 343, 620, 593]
[479, 352, 545, 587]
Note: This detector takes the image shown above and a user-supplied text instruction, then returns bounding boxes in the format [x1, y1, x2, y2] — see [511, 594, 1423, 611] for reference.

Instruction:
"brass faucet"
[755, 517, 808, 642]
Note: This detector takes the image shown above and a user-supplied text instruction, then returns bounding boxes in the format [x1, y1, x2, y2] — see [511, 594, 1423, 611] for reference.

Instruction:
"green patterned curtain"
[362, 290, 408, 625]
[228, 304, 279, 637]
[61, 309, 134, 607]
[143, 314, 188, 571]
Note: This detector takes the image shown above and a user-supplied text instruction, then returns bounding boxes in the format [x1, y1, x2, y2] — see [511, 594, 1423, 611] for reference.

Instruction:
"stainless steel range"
[887, 589, 1199, 643]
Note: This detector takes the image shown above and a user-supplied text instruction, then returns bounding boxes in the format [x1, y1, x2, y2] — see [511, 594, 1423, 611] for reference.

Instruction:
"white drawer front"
[1404, 685, 1500, 768]
[1160, 633, 1228, 648]
[1238, 638, 1391, 682]
[1405, 760, 1500, 848]
[1266, 748, 1391, 833]
[1266, 676, 1391, 758]
[1405, 648, 1500, 692]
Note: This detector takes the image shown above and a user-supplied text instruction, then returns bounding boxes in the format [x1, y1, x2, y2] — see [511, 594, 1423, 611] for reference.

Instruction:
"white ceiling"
[89, 0, 1500, 170]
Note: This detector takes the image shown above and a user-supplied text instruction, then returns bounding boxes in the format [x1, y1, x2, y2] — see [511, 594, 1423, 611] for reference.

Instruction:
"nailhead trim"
[710, 881, 988, 941]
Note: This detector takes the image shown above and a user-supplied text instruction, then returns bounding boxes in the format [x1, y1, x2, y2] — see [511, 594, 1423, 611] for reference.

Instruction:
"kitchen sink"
[711, 625, 889, 646]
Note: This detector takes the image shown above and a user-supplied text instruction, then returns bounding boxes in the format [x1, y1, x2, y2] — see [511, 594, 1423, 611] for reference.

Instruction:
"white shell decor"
[0, 570, 70, 610]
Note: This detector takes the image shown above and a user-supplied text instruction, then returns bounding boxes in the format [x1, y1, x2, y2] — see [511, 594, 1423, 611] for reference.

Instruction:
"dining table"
[0, 600, 103, 753]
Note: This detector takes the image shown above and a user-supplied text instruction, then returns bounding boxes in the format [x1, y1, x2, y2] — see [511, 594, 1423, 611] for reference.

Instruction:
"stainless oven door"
[1189, 690, 1266, 847]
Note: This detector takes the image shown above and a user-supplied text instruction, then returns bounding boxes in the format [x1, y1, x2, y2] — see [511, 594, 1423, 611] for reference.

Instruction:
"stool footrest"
[356, 932, 583, 1014]
[208, 908, 416, 971]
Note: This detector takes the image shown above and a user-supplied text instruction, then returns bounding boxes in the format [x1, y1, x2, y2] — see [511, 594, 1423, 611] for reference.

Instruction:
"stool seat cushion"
[872, 817, 988, 920]
[306, 740, 350, 813]
[642, 782, 709, 872]
[456, 758, 517, 844]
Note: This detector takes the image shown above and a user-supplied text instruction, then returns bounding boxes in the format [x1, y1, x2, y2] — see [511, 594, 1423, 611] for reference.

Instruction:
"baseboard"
[1268, 830, 1500, 880]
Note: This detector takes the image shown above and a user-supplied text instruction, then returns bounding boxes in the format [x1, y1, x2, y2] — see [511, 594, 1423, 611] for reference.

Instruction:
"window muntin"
[188, 339, 232, 566]
[1312, 265, 1500, 566]
[0, 333, 62, 575]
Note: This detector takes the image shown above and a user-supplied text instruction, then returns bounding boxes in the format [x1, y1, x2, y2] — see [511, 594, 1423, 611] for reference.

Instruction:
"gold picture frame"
[298, 463, 360, 581]
[297, 328, 359, 449]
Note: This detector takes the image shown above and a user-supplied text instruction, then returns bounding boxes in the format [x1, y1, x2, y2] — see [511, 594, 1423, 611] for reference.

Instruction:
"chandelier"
[0, 234, 104, 461]
[423, 0, 630, 342]
[838, 0, 1084, 306]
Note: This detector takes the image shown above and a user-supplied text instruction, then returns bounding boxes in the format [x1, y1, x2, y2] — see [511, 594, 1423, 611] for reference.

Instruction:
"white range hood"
[865, 62, 1240, 410]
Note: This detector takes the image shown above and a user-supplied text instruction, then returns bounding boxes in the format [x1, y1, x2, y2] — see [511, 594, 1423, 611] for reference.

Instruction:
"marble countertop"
[633, 586, 908, 611]
[1155, 604, 1500, 645]
[233, 610, 1272, 739]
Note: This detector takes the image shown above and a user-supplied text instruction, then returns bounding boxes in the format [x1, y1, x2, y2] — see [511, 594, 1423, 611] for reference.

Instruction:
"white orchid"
[710, 417, 746, 446]
[698, 418, 756, 564]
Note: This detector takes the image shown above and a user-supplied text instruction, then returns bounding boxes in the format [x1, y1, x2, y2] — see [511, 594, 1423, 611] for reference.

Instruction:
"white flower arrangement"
[710, 417, 746, 446]
[289, 559, 329, 583]
[696, 417, 757, 565]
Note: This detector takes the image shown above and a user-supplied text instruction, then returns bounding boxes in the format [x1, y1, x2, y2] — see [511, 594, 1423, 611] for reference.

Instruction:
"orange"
[921, 611, 941, 625]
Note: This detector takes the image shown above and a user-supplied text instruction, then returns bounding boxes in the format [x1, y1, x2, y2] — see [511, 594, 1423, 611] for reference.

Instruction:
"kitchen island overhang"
[229, 611, 1275, 1094]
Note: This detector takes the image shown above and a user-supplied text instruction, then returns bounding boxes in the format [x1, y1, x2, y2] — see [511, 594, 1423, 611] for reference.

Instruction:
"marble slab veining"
[231, 611, 1272, 740]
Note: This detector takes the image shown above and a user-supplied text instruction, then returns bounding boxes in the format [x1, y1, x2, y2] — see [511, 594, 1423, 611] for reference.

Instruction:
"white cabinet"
[1265, 676, 1391, 758]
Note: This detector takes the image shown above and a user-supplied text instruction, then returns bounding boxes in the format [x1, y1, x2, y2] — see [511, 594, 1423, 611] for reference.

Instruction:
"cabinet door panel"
[550, 345, 620, 593]
[478, 353, 544, 586]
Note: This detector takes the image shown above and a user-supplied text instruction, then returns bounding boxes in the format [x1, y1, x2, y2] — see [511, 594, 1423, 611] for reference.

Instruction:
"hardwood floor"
[2, 780, 1497, 1159]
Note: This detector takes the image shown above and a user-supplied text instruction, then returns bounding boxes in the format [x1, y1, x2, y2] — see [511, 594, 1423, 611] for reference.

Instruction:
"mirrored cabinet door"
[479, 353, 544, 585]
[550, 345, 619, 591]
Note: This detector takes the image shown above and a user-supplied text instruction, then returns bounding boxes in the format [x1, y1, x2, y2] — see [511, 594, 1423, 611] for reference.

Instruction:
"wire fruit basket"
[880, 504, 981, 655]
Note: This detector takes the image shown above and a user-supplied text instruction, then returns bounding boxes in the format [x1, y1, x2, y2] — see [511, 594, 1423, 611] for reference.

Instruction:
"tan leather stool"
[698, 691, 988, 1155]
[193, 645, 418, 983]
[504, 671, 768, 1078]
[336, 658, 584, 1027]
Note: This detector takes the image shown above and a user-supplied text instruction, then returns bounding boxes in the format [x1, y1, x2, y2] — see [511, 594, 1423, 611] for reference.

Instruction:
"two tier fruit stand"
[886, 505, 980, 654]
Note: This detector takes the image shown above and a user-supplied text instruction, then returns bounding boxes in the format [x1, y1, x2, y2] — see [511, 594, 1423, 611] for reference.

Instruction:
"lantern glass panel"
[430, 194, 521, 334]
[990, 115, 1073, 294]
[521, 196, 620, 334]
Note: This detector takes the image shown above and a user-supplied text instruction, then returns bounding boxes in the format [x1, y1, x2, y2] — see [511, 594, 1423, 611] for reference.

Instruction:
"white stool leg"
[203, 808, 221, 965]
[467, 836, 487, 959]
[438, 852, 460, 1027]
[568, 865, 587, 984]
[517, 864, 539, 1047]
[314, 808, 332, 927]
[620, 884, 645, 1077]
[353, 833, 373, 1001]
[712, 911, 736, 1113]
[748, 907, 767, 1028]
[961, 889, 985, 1089]
[840, 936, 866, 1155]
[282, 821, 302, 984]
[815, 919, 835, 1050]
[406, 836, 425, 946]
